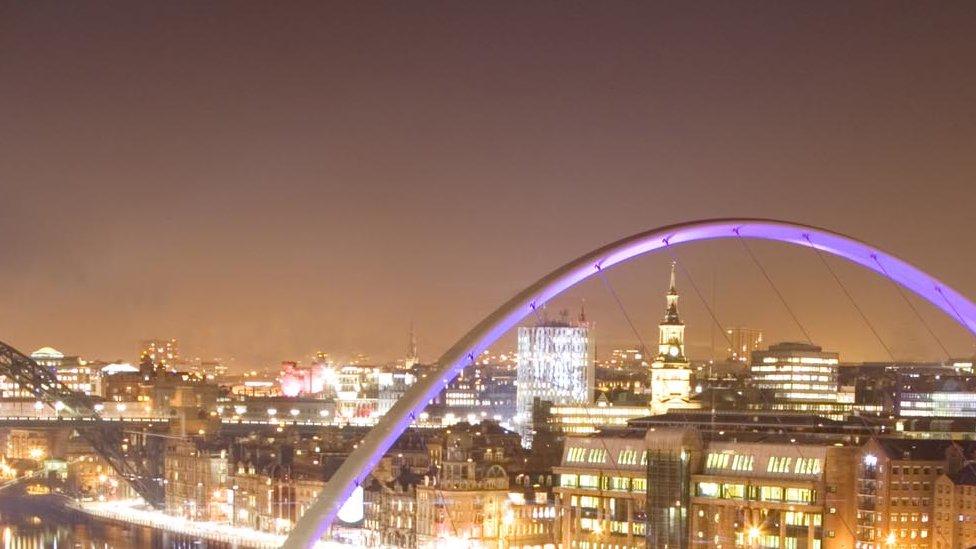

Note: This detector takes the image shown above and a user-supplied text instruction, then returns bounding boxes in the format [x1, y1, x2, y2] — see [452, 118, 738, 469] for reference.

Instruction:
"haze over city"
[3, 4, 976, 549]
[3, 2, 975, 367]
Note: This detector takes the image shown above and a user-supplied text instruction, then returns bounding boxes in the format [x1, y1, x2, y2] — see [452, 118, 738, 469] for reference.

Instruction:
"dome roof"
[30, 346, 64, 358]
[101, 362, 139, 375]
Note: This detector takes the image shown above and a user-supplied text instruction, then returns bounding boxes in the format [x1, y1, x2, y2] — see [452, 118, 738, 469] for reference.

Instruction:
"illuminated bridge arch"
[284, 218, 976, 547]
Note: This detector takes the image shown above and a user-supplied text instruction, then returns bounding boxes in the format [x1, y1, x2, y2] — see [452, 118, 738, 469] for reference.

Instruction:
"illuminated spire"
[663, 261, 681, 325]
[669, 261, 678, 295]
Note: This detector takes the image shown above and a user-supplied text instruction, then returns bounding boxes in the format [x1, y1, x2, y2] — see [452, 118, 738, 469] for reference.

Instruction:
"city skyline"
[2, 3, 976, 365]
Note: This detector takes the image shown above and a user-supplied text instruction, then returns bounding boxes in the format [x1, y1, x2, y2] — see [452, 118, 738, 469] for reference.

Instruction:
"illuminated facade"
[415, 453, 510, 546]
[31, 347, 100, 396]
[555, 429, 702, 549]
[933, 463, 976, 549]
[0, 347, 100, 398]
[649, 263, 695, 414]
[690, 441, 855, 549]
[750, 342, 840, 402]
[364, 473, 419, 548]
[853, 438, 976, 549]
[899, 390, 976, 418]
[515, 317, 594, 447]
[546, 403, 651, 436]
[555, 434, 650, 549]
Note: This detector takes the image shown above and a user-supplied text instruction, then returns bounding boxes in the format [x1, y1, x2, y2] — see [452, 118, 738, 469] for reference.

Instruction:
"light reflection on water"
[0, 497, 233, 549]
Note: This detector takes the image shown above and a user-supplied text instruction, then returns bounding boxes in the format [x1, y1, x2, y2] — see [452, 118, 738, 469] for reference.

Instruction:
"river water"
[0, 496, 233, 548]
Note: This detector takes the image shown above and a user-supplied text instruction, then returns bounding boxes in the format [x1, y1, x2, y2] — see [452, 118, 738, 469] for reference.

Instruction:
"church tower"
[649, 262, 694, 413]
[657, 262, 686, 361]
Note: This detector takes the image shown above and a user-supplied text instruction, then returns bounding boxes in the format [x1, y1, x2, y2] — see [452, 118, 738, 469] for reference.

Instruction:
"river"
[0, 496, 236, 548]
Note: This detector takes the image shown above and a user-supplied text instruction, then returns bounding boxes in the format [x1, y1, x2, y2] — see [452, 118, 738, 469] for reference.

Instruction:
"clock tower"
[649, 262, 693, 413]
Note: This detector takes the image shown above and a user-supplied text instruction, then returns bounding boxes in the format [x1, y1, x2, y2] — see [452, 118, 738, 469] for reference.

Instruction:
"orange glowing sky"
[1, 2, 975, 367]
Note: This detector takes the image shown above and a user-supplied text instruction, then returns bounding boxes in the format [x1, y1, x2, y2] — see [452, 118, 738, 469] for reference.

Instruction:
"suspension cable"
[662, 241, 736, 352]
[664, 243, 857, 538]
[803, 235, 896, 361]
[735, 230, 815, 345]
[802, 253, 948, 549]
[870, 254, 952, 360]
[935, 286, 973, 343]
[595, 265, 652, 360]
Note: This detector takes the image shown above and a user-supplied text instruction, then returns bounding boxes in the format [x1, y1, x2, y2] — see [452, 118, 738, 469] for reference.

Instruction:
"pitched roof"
[948, 463, 976, 486]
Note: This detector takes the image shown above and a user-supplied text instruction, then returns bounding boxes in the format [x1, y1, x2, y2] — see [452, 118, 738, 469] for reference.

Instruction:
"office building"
[555, 428, 702, 549]
[750, 342, 841, 402]
[690, 440, 856, 548]
[515, 311, 594, 447]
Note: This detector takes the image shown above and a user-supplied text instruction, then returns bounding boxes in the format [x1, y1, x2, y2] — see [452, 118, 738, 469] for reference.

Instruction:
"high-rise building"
[515, 311, 594, 447]
[725, 327, 764, 363]
[750, 342, 840, 402]
[140, 338, 179, 373]
[649, 262, 695, 414]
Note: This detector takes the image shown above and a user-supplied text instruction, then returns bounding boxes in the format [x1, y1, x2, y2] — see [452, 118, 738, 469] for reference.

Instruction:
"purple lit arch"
[283, 218, 976, 547]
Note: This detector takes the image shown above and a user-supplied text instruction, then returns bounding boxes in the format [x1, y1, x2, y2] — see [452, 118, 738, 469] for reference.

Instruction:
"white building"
[515, 312, 594, 447]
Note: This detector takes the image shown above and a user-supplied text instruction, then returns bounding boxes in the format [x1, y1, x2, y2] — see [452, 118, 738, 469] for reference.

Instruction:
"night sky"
[2, 2, 975, 367]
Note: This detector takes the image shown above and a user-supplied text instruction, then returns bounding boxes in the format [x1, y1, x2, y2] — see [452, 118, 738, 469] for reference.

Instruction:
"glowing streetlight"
[33, 401, 43, 412]
[886, 532, 897, 546]
[267, 408, 277, 417]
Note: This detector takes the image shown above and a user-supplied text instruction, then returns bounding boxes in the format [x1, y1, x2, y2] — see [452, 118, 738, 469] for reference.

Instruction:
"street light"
[748, 526, 762, 547]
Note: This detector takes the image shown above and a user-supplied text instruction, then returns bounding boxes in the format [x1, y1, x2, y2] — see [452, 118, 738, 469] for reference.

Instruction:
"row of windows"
[560, 474, 647, 492]
[697, 482, 816, 504]
[566, 447, 609, 464]
[893, 465, 941, 476]
[704, 453, 822, 476]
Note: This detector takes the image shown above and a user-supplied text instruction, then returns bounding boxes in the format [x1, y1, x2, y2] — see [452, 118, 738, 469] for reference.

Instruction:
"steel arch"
[283, 218, 976, 547]
[0, 341, 164, 506]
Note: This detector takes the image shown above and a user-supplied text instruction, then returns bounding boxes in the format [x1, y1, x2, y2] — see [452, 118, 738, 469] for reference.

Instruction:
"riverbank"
[67, 498, 288, 548]
[0, 495, 221, 547]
